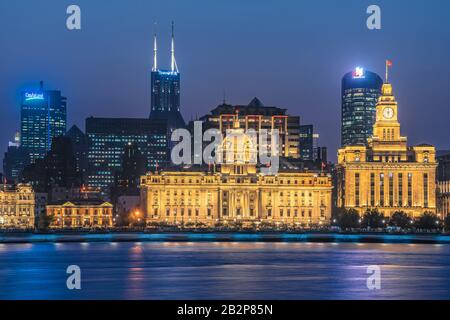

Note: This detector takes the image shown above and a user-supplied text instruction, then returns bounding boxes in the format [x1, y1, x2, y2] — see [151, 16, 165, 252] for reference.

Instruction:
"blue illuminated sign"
[24, 92, 44, 101]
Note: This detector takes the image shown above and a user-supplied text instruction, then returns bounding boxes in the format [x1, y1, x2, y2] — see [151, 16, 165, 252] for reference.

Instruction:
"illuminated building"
[149, 22, 185, 130]
[437, 151, 450, 219]
[86, 117, 169, 192]
[437, 181, 450, 220]
[337, 75, 436, 217]
[47, 199, 113, 228]
[191, 97, 300, 160]
[141, 117, 332, 227]
[0, 184, 35, 229]
[341, 68, 383, 147]
[21, 81, 67, 163]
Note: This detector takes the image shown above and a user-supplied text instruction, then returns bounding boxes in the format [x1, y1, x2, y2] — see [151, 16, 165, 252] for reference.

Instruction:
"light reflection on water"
[0, 242, 449, 300]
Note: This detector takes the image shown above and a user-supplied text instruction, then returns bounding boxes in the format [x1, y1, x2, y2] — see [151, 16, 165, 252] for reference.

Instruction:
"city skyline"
[1, 0, 450, 167]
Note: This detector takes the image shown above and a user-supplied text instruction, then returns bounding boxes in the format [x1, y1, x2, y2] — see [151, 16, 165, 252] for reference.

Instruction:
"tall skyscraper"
[21, 81, 67, 163]
[66, 125, 90, 184]
[149, 22, 185, 130]
[86, 117, 169, 192]
[341, 68, 383, 147]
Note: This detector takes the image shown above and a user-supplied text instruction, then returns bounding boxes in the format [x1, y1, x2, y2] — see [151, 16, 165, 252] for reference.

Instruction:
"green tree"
[416, 212, 440, 230]
[37, 212, 54, 230]
[445, 215, 450, 232]
[389, 211, 411, 229]
[336, 208, 360, 229]
[361, 209, 385, 229]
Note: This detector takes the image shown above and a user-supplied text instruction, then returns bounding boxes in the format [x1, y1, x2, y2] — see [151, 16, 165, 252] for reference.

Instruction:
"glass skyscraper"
[149, 23, 185, 130]
[341, 68, 383, 146]
[299, 125, 314, 161]
[85, 117, 169, 192]
[20, 81, 67, 163]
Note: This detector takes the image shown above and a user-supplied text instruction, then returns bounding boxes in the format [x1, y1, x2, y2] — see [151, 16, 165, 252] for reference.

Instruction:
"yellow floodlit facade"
[337, 81, 436, 217]
[141, 118, 333, 227]
[0, 184, 35, 229]
[47, 200, 113, 228]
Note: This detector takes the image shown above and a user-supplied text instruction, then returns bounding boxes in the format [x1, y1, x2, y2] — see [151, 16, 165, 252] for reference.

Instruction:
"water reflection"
[0, 242, 449, 299]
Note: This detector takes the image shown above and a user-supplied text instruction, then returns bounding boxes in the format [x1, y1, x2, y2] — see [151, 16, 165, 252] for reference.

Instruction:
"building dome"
[216, 113, 257, 165]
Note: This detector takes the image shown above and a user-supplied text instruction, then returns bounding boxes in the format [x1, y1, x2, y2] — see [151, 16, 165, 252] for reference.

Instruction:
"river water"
[1, 237, 450, 300]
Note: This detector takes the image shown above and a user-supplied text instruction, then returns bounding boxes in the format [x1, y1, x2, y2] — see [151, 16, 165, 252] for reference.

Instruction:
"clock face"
[383, 107, 394, 119]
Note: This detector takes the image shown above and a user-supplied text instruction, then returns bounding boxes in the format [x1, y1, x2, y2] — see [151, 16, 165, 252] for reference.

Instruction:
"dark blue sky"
[1, 0, 450, 165]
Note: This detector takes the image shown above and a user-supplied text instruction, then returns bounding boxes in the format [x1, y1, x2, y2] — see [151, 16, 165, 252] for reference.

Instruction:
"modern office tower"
[341, 67, 383, 147]
[21, 81, 67, 163]
[66, 125, 90, 184]
[21, 136, 81, 193]
[85, 117, 169, 192]
[141, 117, 332, 227]
[337, 80, 437, 218]
[192, 97, 300, 160]
[111, 143, 147, 202]
[316, 146, 327, 164]
[2, 132, 28, 183]
[299, 125, 314, 161]
[149, 22, 185, 130]
[437, 151, 450, 181]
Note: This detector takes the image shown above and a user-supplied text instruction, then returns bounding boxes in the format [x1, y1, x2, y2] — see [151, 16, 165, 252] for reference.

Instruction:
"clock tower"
[369, 82, 407, 148]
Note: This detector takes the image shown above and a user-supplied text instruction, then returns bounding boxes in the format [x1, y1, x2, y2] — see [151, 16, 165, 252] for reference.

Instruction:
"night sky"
[1, 0, 450, 168]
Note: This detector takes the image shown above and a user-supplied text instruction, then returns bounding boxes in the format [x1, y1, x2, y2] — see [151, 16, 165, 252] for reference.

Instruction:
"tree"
[445, 215, 450, 232]
[389, 211, 411, 229]
[361, 209, 385, 229]
[416, 212, 440, 230]
[336, 208, 360, 229]
[37, 212, 54, 230]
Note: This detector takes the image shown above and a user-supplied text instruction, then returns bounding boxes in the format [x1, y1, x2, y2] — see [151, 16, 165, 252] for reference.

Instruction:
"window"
[379, 173, 385, 207]
[389, 173, 394, 207]
[370, 173, 375, 206]
[407, 173, 412, 207]
[355, 173, 360, 206]
[423, 173, 428, 208]
[398, 173, 403, 207]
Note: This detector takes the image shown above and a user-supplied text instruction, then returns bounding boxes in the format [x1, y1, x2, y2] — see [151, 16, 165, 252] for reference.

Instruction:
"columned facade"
[47, 200, 113, 228]
[0, 184, 35, 228]
[141, 171, 332, 227]
[141, 117, 332, 227]
[337, 81, 436, 217]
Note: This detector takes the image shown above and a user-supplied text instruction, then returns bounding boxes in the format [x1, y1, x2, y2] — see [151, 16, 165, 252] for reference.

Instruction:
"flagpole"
[385, 60, 388, 83]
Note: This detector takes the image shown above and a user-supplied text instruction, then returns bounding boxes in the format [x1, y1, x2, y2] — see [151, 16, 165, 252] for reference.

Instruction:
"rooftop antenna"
[152, 22, 158, 72]
[171, 21, 179, 73]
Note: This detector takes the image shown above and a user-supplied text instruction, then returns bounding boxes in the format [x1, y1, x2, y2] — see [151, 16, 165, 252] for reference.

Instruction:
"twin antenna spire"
[153, 21, 178, 73]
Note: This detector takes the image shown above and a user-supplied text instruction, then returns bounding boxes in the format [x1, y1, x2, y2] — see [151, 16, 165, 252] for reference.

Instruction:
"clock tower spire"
[369, 75, 407, 147]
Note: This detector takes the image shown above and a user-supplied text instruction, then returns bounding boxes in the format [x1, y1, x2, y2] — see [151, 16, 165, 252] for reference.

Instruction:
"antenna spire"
[152, 24, 158, 72]
[171, 21, 178, 73]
